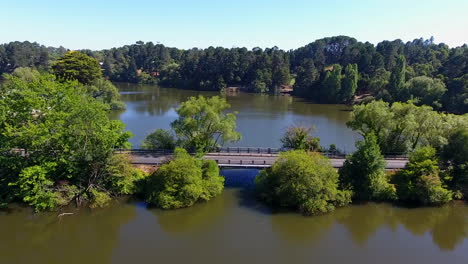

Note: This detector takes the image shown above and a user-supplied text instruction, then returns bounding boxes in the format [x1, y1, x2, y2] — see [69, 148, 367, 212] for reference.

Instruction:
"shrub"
[255, 150, 351, 215]
[339, 133, 396, 201]
[145, 148, 224, 209]
[393, 147, 452, 205]
[142, 129, 176, 150]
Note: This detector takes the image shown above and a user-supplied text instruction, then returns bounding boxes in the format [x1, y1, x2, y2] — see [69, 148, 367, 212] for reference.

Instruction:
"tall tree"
[52, 51, 102, 85]
[339, 133, 395, 201]
[171, 95, 241, 153]
[340, 63, 359, 103]
[388, 55, 407, 101]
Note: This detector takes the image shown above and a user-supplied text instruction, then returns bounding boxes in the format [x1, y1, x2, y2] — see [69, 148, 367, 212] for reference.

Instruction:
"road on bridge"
[126, 152, 408, 169]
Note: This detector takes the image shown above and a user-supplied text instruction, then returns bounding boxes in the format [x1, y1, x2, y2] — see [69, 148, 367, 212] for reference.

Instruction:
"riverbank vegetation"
[255, 150, 351, 215]
[144, 148, 224, 209]
[0, 72, 143, 211]
[1, 36, 466, 113]
[259, 101, 467, 215]
[143, 95, 241, 153]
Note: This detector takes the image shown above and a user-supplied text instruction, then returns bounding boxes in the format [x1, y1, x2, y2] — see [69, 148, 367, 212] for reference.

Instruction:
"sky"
[1, 0, 467, 50]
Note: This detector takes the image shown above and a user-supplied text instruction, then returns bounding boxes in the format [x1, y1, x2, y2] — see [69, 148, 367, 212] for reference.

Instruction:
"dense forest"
[1, 36, 467, 113]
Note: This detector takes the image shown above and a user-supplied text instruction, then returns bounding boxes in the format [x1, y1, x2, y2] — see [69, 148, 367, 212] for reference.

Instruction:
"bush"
[145, 148, 224, 209]
[339, 133, 396, 201]
[393, 147, 452, 205]
[142, 129, 176, 150]
[280, 126, 321, 151]
[255, 150, 351, 215]
[104, 154, 147, 195]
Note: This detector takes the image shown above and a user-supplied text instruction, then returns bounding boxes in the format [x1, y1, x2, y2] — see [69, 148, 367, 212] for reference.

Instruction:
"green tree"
[52, 51, 102, 85]
[145, 148, 224, 209]
[142, 129, 176, 150]
[388, 55, 406, 101]
[339, 133, 396, 201]
[0, 73, 137, 211]
[393, 147, 452, 205]
[442, 129, 468, 197]
[320, 64, 342, 103]
[255, 150, 351, 215]
[340, 64, 358, 103]
[171, 95, 241, 153]
[280, 126, 321, 151]
[403, 76, 447, 109]
[86, 79, 125, 110]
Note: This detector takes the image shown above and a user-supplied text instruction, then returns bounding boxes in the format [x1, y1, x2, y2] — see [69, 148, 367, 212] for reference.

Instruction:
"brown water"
[1, 184, 468, 264]
[2, 85, 467, 263]
[110, 83, 360, 151]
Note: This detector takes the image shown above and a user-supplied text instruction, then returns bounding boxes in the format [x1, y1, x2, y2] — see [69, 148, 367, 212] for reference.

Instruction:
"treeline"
[0, 36, 467, 112]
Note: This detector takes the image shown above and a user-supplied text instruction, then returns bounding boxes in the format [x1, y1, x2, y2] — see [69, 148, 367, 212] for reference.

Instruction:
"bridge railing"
[116, 147, 408, 159]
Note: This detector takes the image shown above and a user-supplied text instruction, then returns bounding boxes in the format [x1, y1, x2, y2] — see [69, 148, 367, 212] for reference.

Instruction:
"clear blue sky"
[1, 0, 467, 50]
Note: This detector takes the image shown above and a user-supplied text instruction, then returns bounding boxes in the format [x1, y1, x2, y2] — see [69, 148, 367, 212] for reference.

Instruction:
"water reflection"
[111, 83, 360, 150]
[1, 180, 468, 263]
[0, 202, 135, 264]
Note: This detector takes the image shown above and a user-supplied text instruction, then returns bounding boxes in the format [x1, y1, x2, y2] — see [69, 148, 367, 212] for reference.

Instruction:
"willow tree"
[171, 95, 241, 153]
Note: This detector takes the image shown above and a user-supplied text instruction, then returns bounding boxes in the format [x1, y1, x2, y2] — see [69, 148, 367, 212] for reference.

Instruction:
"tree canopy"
[52, 51, 102, 85]
[339, 133, 396, 201]
[255, 150, 351, 215]
[1, 36, 467, 113]
[170, 95, 241, 153]
[144, 148, 224, 209]
[0, 73, 140, 211]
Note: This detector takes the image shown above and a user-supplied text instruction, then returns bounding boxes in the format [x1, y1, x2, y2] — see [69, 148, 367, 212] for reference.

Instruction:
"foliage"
[9, 163, 59, 212]
[393, 147, 452, 205]
[340, 64, 358, 103]
[145, 148, 224, 209]
[280, 126, 321, 151]
[7, 67, 41, 82]
[347, 100, 468, 153]
[441, 129, 468, 197]
[142, 129, 176, 150]
[255, 150, 351, 215]
[0, 73, 135, 211]
[339, 133, 396, 201]
[86, 79, 125, 110]
[1, 37, 467, 113]
[402, 76, 447, 109]
[52, 51, 102, 85]
[171, 95, 241, 153]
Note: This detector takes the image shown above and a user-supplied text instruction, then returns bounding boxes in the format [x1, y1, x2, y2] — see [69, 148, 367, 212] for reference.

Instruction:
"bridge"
[120, 147, 409, 170]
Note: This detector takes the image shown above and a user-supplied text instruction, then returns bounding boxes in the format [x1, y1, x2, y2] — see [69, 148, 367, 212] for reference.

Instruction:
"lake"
[2, 84, 467, 264]
[1, 170, 468, 264]
[110, 83, 361, 151]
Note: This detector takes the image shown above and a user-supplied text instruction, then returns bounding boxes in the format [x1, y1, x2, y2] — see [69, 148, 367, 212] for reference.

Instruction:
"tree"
[52, 51, 102, 85]
[255, 150, 351, 215]
[347, 100, 467, 154]
[142, 129, 176, 150]
[145, 148, 224, 209]
[171, 95, 241, 153]
[339, 133, 396, 201]
[393, 147, 452, 205]
[442, 129, 468, 197]
[86, 79, 125, 110]
[388, 55, 406, 101]
[403, 76, 447, 109]
[320, 64, 342, 103]
[280, 126, 320, 151]
[0, 73, 139, 211]
[340, 64, 358, 103]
